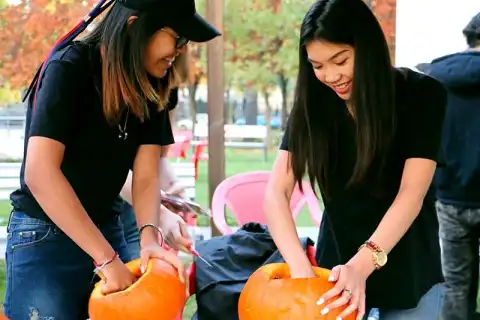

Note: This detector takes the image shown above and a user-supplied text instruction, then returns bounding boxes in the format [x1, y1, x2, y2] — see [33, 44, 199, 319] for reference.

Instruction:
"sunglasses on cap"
[160, 28, 190, 49]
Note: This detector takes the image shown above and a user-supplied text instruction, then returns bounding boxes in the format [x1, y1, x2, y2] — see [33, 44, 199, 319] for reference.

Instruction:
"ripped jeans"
[436, 201, 480, 320]
[3, 210, 132, 320]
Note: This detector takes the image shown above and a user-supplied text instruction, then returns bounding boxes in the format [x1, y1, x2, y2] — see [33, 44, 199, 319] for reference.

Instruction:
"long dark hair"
[82, 3, 180, 123]
[289, 0, 396, 201]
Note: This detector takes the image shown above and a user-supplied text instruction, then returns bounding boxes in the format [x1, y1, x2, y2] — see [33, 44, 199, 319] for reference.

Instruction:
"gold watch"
[359, 240, 388, 270]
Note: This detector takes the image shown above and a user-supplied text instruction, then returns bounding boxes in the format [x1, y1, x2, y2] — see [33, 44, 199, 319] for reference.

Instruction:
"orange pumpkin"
[89, 258, 186, 320]
[238, 263, 358, 320]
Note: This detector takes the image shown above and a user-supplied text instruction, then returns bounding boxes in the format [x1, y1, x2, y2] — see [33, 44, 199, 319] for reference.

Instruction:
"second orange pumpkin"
[238, 263, 358, 320]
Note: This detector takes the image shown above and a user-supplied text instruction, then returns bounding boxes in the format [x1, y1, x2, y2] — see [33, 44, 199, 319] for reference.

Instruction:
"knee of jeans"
[7, 307, 57, 320]
[28, 308, 55, 320]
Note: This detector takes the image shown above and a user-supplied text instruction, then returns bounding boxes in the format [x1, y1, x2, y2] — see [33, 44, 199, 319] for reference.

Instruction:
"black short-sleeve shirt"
[280, 69, 447, 310]
[111, 87, 179, 214]
[10, 42, 175, 226]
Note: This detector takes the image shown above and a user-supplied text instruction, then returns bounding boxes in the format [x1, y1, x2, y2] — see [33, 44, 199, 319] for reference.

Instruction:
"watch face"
[377, 251, 388, 266]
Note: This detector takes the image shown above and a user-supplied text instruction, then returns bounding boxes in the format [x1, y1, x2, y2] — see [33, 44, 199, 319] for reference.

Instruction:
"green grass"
[0, 202, 9, 225]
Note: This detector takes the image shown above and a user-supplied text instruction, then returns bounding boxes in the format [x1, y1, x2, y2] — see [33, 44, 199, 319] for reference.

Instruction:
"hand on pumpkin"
[140, 241, 187, 284]
[100, 256, 137, 294]
[316, 264, 367, 320]
[159, 207, 193, 253]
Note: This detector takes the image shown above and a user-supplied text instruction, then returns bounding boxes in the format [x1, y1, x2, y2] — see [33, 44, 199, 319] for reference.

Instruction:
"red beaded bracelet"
[94, 251, 118, 268]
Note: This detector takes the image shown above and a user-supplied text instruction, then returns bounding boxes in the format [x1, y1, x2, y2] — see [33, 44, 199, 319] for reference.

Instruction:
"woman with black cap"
[5, 0, 220, 318]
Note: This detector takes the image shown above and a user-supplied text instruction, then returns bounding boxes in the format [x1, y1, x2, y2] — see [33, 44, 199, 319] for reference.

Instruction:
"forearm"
[348, 187, 425, 276]
[264, 191, 312, 270]
[26, 167, 114, 263]
[120, 153, 177, 205]
[132, 175, 161, 246]
[369, 188, 424, 253]
[159, 155, 178, 190]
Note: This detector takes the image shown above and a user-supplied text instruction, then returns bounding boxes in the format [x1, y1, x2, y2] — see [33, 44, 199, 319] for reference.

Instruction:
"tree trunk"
[263, 89, 272, 151]
[244, 87, 258, 125]
[187, 82, 198, 135]
[224, 86, 231, 124]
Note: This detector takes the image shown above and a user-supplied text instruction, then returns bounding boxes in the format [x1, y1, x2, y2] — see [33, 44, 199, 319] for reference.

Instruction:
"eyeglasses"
[160, 28, 190, 49]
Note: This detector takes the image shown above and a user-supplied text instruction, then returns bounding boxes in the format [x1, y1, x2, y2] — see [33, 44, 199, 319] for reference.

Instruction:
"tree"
[224, 0, 311, 128]
[0, 0, 95, 90]
[365, 0, 397, 62]
[184, 43, 207, 134]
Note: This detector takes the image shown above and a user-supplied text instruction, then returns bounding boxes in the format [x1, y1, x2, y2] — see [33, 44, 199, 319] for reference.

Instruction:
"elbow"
[24, 161, 40, 191]
[263, 185, 287, 217]
[396, 186, 426, 213]
[24, 160, 58, 194]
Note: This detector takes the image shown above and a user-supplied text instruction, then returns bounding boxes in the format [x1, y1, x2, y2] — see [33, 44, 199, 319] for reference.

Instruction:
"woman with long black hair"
[5, 0, 220, 318]
[264, 0, 446, 319]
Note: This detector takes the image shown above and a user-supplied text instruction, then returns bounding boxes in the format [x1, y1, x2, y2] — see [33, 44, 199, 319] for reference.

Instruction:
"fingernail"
[328, 275, 335, 281]
[316, 298, 325, 305]
[140, 265, 145, 273]
[321, 308, 329, 315]
[336, 317, 342, 320]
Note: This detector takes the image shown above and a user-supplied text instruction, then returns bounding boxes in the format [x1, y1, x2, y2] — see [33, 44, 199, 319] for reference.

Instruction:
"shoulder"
[396, 68, 447, 114]
[399, 68, 447, 99]
[38, 42, 100, 93]
[45, 41, 98, 72]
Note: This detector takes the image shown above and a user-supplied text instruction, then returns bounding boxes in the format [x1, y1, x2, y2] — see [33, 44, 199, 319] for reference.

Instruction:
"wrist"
[287, 253, 314, 271]
[92, 247, 116, 267]
[139, 223, 164, 247]
[346, 247, 376, 278]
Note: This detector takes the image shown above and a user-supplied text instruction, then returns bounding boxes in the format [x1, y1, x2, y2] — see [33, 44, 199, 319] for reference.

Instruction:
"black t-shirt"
[280, 69, 447, 310]
[10, 42, 175, 226]
[111, 87, 179, 214]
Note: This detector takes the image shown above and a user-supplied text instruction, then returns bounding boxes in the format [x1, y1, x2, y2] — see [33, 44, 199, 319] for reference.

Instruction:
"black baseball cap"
[118, 0, 221, 42]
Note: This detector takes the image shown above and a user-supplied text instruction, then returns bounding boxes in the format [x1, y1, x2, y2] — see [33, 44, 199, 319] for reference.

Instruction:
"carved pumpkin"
[89, 258, 186, 320]
[238, 263, 358, 320]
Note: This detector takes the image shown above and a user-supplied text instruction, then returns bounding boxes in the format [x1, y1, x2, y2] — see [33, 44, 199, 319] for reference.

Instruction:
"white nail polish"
[336, 317, 342, 320]
[316, 298, 325, 305]
[321, 308, 329, 315]
[328, 275, 335, 281]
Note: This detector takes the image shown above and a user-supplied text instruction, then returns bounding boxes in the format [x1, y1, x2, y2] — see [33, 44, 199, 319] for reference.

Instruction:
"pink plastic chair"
[211, 171, 323, 234]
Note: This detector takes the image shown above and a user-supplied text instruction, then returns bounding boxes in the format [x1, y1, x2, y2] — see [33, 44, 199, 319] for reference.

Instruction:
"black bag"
[192, 223, 316, 320]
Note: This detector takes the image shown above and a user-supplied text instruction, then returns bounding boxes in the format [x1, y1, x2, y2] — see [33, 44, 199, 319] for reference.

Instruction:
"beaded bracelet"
[139, 223, 165, 247]
[93, 251, 119, 277]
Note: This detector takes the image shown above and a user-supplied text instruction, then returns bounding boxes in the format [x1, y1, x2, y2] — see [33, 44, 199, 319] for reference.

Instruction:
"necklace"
[118, 108, 129, 141]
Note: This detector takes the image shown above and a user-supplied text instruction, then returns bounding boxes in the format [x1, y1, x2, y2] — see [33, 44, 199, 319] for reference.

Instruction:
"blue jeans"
[436, 201, 480, 320]
[117, 200, 141, 259]
[4, 210, 132, 320]
[379, 283, 445, 319]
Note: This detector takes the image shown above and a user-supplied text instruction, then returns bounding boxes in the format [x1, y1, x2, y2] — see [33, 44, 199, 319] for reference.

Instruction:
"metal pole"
[206, 0, 225, 237]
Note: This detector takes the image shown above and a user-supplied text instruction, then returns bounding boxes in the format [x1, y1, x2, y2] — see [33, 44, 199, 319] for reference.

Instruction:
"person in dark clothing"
[264, 0, 447, 319]
[5, 1, 220, 318]
[426, 12, 480, 320]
